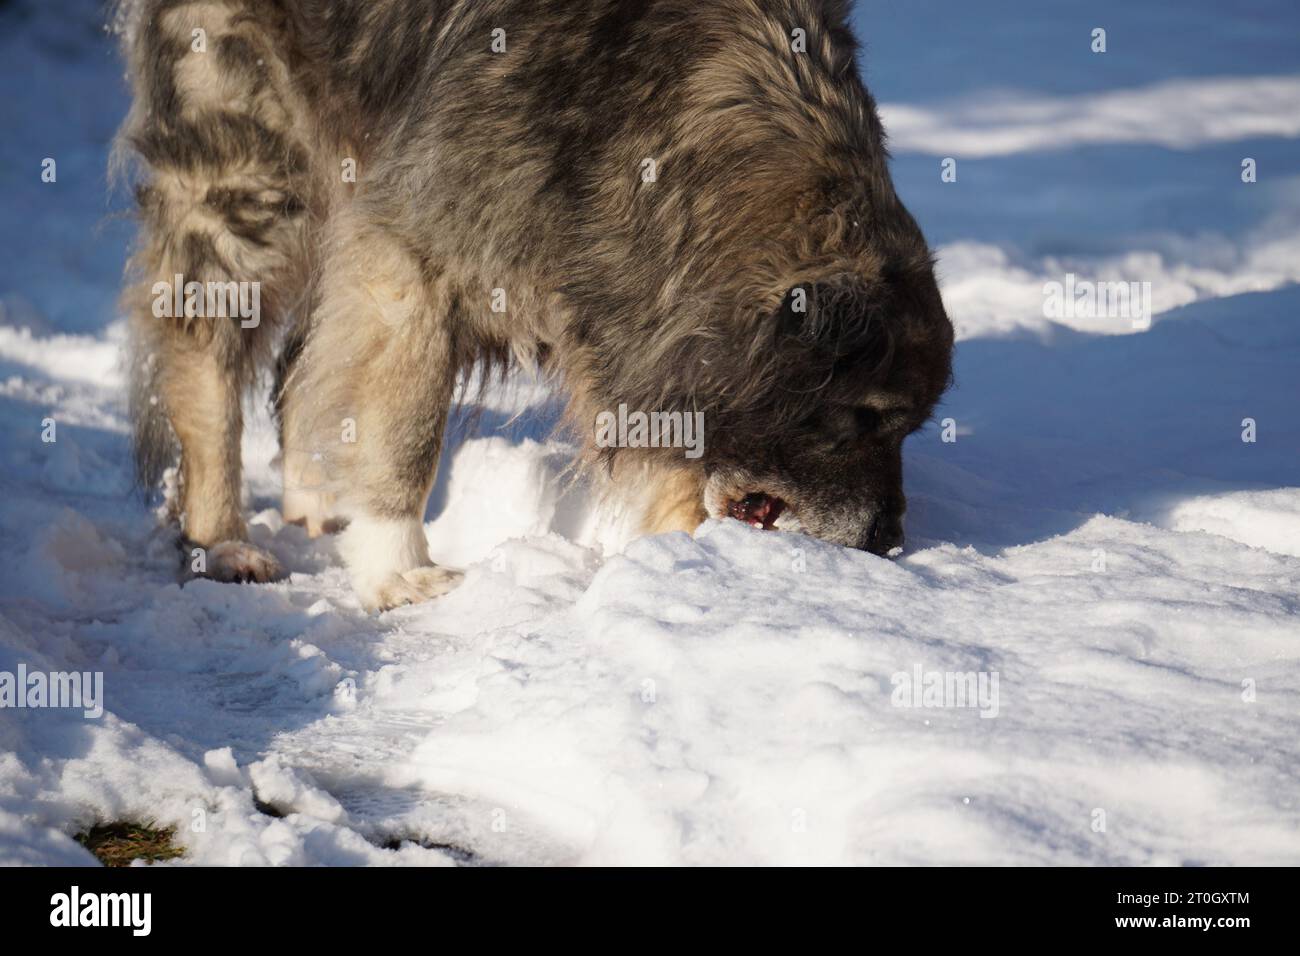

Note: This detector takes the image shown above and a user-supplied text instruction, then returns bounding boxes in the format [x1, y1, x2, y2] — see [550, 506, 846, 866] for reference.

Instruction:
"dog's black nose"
[862, 509, 904, 556]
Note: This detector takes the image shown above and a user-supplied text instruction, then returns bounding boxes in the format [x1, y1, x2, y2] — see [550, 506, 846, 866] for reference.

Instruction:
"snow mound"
[881, 74, 1300, 157]
[1168, 489, 1300, 557]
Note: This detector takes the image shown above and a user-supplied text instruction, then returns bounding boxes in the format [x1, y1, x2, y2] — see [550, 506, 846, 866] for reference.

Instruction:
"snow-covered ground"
[1, 0, 1298, 865]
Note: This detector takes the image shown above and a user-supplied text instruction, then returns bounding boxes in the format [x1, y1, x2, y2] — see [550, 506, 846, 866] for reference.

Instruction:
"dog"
[113, 0, 953, 610]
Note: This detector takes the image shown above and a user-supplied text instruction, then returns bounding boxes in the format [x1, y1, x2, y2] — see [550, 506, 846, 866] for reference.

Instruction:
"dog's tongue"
[729, 493, 785, 529]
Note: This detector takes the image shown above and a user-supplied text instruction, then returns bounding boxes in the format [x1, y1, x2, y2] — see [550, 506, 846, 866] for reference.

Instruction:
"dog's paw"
[201, 540, 286, 584]
[362, 565, 463, 612]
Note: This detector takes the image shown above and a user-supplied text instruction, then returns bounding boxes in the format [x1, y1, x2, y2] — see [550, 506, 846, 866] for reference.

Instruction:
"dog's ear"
[776, 279, 888, 360]
[775, 284, 810, 339]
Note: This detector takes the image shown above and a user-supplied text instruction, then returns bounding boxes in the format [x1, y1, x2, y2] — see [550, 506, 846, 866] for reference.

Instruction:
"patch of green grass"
[76, 823, 184, 867]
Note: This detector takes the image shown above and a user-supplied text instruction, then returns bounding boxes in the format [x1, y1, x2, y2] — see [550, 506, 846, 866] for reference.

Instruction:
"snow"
[881, 75, 1300, 157]
[1, 0, 1298, 866]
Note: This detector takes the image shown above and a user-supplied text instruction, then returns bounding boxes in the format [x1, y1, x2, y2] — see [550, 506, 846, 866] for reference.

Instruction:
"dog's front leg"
[634, 465, 709, 537]
[281, 213, 462, 611]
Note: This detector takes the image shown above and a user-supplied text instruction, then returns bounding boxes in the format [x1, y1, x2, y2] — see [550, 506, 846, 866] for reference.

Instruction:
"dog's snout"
[861, 498, 905, 556]
[863, 516, 903, 556]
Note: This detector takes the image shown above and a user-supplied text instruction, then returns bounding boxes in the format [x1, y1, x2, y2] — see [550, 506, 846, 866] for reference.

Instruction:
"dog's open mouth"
[728, 492, 787, 530]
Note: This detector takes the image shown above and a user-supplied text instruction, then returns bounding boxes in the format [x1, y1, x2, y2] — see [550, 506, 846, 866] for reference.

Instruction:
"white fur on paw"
[364, 565, 463, 612]
[203, 541, 285, 584]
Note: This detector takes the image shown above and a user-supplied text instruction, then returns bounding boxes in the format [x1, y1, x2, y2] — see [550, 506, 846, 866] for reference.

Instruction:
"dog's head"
[573, 42, 954, 556]
[701, 228, 953, 556]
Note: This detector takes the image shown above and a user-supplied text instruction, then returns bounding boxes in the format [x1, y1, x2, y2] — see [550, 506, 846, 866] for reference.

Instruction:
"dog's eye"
[855, 407, 882, 434]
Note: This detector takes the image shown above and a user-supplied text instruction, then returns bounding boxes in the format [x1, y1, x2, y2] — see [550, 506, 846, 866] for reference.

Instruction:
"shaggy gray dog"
[114, 0, 953, 610]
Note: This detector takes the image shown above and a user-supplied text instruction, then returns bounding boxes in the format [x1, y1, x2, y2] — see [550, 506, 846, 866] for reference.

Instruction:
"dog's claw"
[364, 565, 463, 612]
[199, 541, 286, 584]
